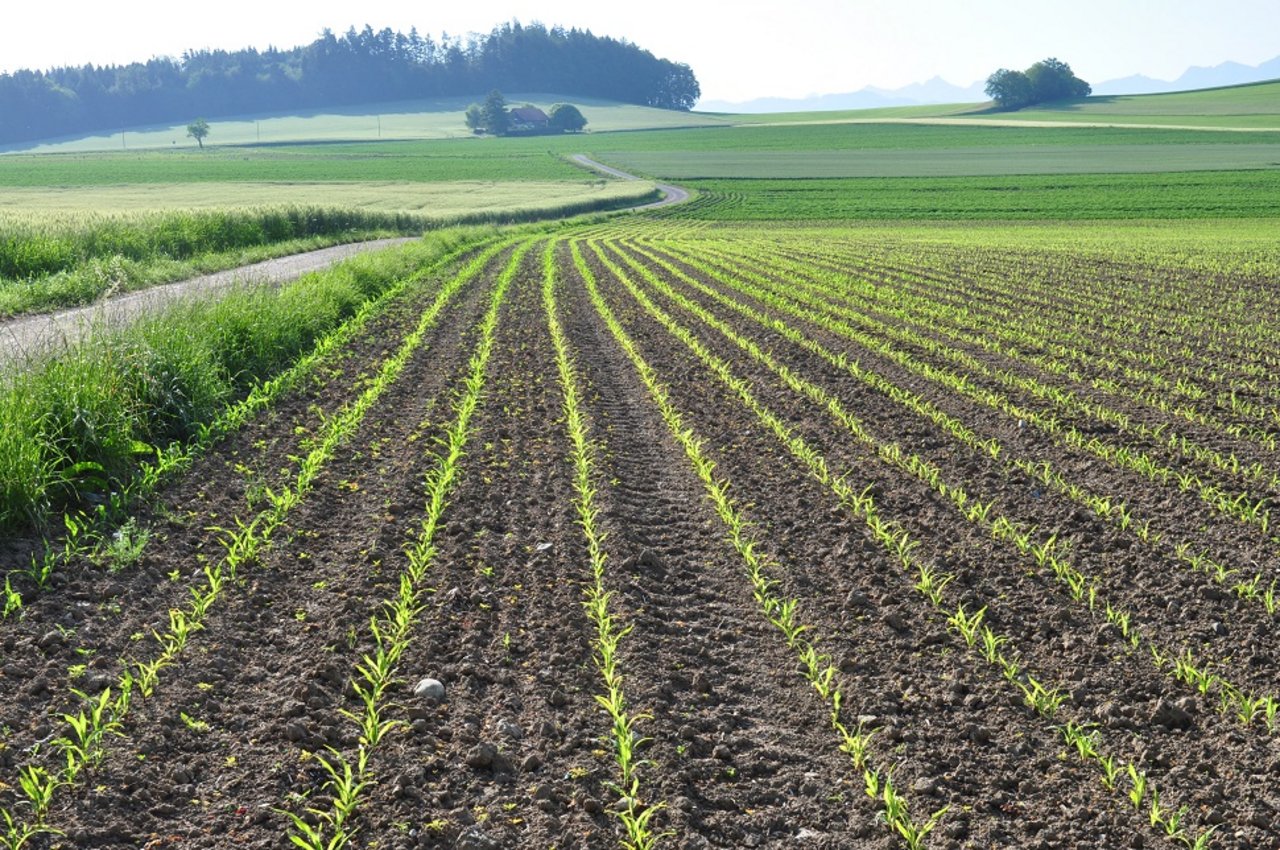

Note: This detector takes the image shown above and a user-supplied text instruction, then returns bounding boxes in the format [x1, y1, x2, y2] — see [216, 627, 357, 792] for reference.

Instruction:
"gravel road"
[0, 239, 413, 370]
[570, 154, 691, 208]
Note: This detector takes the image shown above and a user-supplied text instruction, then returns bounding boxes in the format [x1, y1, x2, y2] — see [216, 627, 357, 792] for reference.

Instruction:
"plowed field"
[2, 222, 1279, 850]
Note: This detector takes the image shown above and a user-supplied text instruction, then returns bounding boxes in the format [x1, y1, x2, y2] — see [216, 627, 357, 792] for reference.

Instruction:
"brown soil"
[1, 231, 1278, 850]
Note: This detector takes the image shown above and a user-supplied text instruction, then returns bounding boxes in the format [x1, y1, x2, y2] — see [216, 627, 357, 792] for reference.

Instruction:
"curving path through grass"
[0, 162, 688, 370]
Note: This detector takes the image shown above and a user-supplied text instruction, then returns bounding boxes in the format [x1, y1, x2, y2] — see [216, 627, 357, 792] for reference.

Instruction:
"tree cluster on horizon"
[985, 58, 1091, 110]
[0, 21, 699, 146]
[464, 91, 587, 135]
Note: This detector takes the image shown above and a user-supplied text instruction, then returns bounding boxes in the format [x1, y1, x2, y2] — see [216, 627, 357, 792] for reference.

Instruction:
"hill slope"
[728, 79, 1280, 131]
[2, 95, 729, 154]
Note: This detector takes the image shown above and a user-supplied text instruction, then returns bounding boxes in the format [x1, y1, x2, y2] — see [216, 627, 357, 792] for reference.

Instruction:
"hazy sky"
[4, 0, 1277, 103]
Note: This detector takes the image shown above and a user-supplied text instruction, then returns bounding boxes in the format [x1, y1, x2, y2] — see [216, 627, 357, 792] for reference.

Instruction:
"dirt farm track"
[2, 227, 1280, 850]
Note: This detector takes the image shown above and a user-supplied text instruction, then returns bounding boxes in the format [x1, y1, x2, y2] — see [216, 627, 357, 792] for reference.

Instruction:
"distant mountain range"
[699, 55, 1280, 113]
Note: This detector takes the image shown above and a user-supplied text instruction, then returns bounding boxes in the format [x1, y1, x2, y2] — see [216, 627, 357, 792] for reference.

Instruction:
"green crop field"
[0, 180, 649, 216]
[4, 78, 1280, 850]
[653, 170, 1280, 220]
[721, 78, 1280, 130]
[3, 94, 729, 155]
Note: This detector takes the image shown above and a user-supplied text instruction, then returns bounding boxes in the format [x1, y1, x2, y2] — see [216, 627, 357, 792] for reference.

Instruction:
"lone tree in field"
[548, 103, 587, 133]
[985, 58, 1090, 110]
[186, 118, 210, 148]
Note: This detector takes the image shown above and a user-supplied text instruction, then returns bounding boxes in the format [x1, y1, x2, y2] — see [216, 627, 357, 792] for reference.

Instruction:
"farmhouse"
[508, 106, 550, 132]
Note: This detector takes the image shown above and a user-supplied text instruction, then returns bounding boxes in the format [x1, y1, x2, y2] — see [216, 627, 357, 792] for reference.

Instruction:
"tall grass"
[0, 207, 422, 280]
[0, 226, 494, 532]
[0, 190, 655, 316]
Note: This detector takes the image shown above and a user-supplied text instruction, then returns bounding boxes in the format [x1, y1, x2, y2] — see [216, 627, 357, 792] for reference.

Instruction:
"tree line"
[0, 21, 700, 146]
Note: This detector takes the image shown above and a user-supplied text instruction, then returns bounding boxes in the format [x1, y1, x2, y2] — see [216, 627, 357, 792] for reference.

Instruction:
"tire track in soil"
[0, 252, 469, 718]
[564, 242, 892, 850]
[337, 246, 616, 850]
[597, 241, 1279, 847]
[14, 248, 512, 848]
[631, 241, 1280, 696]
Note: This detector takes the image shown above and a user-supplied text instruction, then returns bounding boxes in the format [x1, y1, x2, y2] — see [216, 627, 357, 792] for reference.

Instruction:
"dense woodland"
[0, 22, 700, 146]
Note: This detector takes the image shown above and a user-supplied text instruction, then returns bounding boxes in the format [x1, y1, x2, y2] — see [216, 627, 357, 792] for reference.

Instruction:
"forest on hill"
[0, 21, 700, 146]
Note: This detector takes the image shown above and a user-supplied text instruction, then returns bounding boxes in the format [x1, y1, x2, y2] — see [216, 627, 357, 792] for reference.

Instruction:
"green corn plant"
[1018, 675, 1070, 716]
[915, 564, 953, 606]
[1148, 785, 1165, 828]
[1, 808, 58, 850]
[947, 605, 985, 647]
[1098, 755, 1119, 790]
[16, 766, 58, 823]
[56, 687, 123, 779]
[1060, 721, 1099, 761]
[979, 626, 1008, 664]
[1127, 763, 1147, 809]
[1186, 825, 1219, 850]
[2, 577, 20, 619]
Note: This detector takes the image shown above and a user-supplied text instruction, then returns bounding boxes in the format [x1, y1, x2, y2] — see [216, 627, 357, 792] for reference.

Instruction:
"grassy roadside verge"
[1, 188, 657, 318]
[0, 225, 502, 534]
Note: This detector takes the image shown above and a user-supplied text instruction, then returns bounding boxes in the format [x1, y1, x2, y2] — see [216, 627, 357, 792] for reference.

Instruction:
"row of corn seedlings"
[762, 239, 1280, 456]
[282, 241, 528, 850]
[1, 238, 505, 622]
[633, 240, 1280, 622]
[543, 240, 668, 849]
[582, 234, 1217, 847]
[658, 240, 1278, 549]
[0, 242, 505, 844]
[612, 239, 1280, 734]
[768, 236, 1280, 426]
[576, 239, 953, 848]
[761, 241, 1280, 493]
[705, 241, 1280, 529]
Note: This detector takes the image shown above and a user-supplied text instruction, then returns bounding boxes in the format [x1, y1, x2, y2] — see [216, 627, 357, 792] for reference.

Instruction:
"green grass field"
[963, 79, 1280, 128]
[657, 171, 1280, 220]
[601, 143, 1280, 178]
[721, 78, 1280, 130]
[2, 80, 1276, 321]
[3, 94, 729, 155]
[0, 180, 650, 216]
[571, 121, 1280, 179]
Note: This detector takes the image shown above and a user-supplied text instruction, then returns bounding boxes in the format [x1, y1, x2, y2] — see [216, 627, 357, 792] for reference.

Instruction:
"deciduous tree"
[548, 103, 587, 132]
[986, 58, 1090, 111]
[186, 118, 210, 148]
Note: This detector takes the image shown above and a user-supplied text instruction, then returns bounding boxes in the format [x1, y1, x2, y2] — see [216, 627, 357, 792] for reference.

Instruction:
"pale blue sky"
[4, 0, 1277, 103]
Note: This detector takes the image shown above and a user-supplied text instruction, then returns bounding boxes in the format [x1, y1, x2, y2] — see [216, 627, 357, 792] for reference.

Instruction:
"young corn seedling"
[947, 605, 985, 647]
[1060, 721, 1099, 762]
[979, 626, 1008, 665]
[1127, 763, 1148, 810]
[56, 687, 123, 780]
[1, 578, 20, 619]
[1018, 675, 1070, 716]
[1099, 755, 1119, 791]
[914, 564, 953, 606]
[16, 766, 59, 824]
[1, 808, 56, 850]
